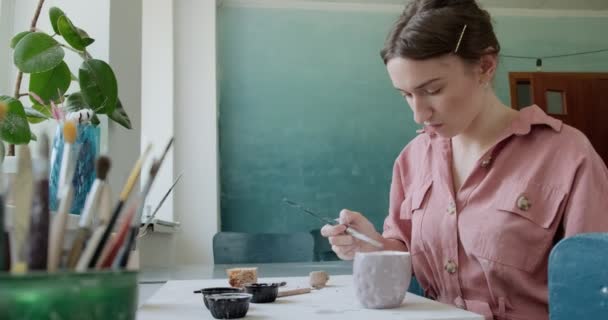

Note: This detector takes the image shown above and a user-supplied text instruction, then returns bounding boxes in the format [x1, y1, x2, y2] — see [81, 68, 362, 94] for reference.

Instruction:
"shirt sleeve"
[562, 147, 608, 237]
[382, 157, 411, 249]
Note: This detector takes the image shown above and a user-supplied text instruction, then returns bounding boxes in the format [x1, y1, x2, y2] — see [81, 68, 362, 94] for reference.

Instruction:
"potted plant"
[0, 0, 132, 214]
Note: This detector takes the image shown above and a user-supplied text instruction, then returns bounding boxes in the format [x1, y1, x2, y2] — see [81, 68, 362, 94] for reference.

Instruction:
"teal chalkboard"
[218, 7, 414, 233]
[218, 5, 608, 234]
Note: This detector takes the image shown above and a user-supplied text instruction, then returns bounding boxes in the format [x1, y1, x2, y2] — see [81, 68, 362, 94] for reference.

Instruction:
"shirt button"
[446, 201, 456, 215]
[480, 157, 492, 168]
[517, 195, 532, 211]
[445, 260, 458, 274]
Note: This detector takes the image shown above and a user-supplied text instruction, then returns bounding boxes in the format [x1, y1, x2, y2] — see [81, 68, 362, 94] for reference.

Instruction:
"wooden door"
[509, 72, 608, 165]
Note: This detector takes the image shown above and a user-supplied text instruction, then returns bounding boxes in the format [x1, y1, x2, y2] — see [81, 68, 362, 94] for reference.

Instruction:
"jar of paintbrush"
[0, 113, 174, 319]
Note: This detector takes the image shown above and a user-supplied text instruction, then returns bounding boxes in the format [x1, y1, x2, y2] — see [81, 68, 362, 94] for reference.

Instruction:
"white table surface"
[137, 274, 483, 320]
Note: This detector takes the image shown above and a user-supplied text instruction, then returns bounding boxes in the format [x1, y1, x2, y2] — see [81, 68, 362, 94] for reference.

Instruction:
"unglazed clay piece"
[353, 251, 412, 309]
[309, 271, 330, 289]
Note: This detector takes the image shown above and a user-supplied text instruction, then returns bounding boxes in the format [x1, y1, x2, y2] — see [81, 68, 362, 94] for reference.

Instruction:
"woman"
[321, 0, 608, 319]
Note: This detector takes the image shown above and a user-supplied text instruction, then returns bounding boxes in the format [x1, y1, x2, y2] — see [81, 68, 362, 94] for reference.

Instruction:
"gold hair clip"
[454, 24, 468, 53]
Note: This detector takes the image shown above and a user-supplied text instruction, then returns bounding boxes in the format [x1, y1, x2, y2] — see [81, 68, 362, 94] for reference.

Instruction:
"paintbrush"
[110, 137, 175, 269]
[283, 198, 383, 249]
[75, 181, 112, 272]
[138, 172, 183, 238]
[87, 144, 153, 268]
[25, 135, 51, 271]
[66, 156, 111, 269]
[47, 121, 79, 272]
[0, 102, 8, 272]
[57, 120, 78, 199]
[11, 144, 34, 273]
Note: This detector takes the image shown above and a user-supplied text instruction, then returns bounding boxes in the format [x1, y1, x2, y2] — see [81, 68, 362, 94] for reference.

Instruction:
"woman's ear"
[478, 47, 498, 83]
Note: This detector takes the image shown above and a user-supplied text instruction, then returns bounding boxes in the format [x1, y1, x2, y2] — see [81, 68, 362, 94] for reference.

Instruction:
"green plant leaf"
[91, 114, 100, 126]
[10, 31, 32, 49]
[57, 15, 92, 51]
[77, 28, 95, 47]
[26, 104, 52, 124]
[0, 96, 32, 144]
[64, 92, 87, 111]
[49, 7, 65, 34]
[13, 32, 64, 73]
[29, 61, 71, 104]
[79, 59, 117, 114]
[108, 99, 131, 129]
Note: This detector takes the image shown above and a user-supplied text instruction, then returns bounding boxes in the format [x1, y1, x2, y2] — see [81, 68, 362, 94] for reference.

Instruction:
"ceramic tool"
[283, 198, 383, 249]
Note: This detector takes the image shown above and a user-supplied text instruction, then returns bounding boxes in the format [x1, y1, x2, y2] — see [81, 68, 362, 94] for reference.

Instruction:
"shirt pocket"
[470, 180, 566, 273]
[400, 180, 433, 255]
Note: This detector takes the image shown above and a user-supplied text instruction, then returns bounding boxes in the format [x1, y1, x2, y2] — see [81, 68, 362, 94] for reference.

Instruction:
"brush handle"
[57, 146, 72, 195]
[99, 205, 136, 269]
[0, 195, 8, 272]
[66, 227, 91, 269]
[88, 201, 124, 268]
[79, 180, 103, 228]
[277, 288, 312, 297]
[48, 186, 74, 272]
[75, 226, 105, 272]
[113, 226, 138, 269]
[26, 179, 50, 271]
[345, 227, 384, 249]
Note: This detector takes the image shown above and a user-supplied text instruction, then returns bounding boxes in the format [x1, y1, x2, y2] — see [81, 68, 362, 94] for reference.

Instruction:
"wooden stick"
[277, 288, 312, 298]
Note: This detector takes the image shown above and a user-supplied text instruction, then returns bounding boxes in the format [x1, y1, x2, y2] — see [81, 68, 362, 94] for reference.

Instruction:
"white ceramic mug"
[353, 251, 412, 309]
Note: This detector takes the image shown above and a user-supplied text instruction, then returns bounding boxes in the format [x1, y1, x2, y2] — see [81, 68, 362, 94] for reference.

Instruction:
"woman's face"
[386, 54, 490, 138]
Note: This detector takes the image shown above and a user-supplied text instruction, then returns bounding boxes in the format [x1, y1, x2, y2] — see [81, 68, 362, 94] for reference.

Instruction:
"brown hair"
[380, 0, 500, 64]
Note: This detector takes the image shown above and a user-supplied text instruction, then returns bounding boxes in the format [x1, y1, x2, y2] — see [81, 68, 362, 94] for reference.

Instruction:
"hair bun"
[419, 0, 479, 10]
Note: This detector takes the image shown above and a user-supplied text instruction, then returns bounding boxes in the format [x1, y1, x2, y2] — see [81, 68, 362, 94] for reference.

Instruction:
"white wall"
[173, 0, 219, 265]
[141, 0, 175, 224]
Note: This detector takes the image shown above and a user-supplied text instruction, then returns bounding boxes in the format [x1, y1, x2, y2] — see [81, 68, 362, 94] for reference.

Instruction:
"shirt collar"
[509, 104, 563, 136]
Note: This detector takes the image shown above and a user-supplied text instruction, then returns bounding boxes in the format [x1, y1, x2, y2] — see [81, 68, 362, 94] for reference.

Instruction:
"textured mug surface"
[353, 251, 412, 309]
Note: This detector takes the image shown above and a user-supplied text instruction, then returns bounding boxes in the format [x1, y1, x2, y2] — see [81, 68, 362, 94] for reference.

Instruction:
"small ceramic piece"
[244, 283, 279, 303]
[193, 287, 243, 309]
[309, 271, 330, 289]
[353, 251, 412, 309]
[277, 287, 312, 297]
[206, 293, 252, 319]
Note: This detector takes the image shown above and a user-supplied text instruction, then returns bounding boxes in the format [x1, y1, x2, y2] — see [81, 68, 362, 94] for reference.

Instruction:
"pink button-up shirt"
[382, 105, 608, 320]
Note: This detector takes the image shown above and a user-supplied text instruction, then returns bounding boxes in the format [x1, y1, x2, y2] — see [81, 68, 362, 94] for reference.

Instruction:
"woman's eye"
[425, 88, 442, 95]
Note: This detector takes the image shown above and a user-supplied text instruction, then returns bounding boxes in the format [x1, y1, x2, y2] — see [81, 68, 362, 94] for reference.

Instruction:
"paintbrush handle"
[113, 226, 138, 269]
[99, 205, 136, 269]
[26, 179, 50, 271]
[88, 201, 124, 268]
[66, 227, 91, 269]
[345, 227, 384, 249]
[0, 195, 8, 272]
[277, 288, 312, 297]
[47, 186, 74, 272]
[75, 226, 105, 272]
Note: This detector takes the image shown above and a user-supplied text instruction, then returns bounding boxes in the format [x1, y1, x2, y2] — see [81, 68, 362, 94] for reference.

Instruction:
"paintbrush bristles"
[63, 120, 77, 144]
[96, 156, 111, 180]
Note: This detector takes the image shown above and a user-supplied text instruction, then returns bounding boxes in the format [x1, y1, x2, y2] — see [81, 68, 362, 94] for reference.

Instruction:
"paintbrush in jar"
[11, 145, 34, 273]
[87, 144, 153, 268]
[26, 134, 51, 271]
[112, 138, 174, 269]
[66, 156, 111, 269]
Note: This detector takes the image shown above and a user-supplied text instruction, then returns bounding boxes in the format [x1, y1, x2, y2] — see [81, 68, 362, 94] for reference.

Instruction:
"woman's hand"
[320, 209, 384, 260]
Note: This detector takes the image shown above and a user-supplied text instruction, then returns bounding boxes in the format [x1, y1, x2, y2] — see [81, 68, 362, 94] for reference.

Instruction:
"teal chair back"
[549, 233, 608, 320]
[213, 232, 315, 264]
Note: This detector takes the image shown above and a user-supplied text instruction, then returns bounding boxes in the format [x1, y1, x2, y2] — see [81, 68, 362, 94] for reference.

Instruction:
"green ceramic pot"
[0, 271, 138, 320]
